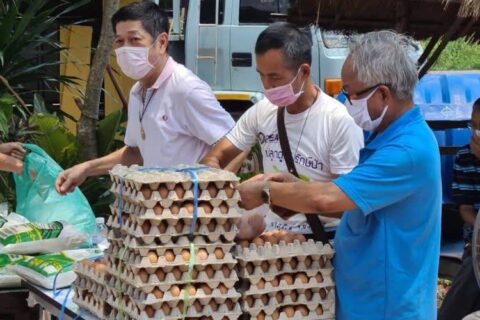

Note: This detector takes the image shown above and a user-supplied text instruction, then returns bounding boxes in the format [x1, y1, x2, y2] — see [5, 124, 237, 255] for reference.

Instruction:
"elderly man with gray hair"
[237, 30, 442, 319]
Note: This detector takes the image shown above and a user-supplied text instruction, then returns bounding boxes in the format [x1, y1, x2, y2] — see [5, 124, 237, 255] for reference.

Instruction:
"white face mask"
[344, 87, 388, 132]
[115, 42, 156, 80]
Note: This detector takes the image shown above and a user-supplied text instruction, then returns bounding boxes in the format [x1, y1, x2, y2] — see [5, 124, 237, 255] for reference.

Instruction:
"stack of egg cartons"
[102, 164, 243, 320]
[72, 258, 118, 319]
[235, 230, 335, 320]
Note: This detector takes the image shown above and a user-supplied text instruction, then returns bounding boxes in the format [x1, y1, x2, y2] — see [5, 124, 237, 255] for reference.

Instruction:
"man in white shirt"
[201, 22, 363, 236]
[56, 1, 234, 195]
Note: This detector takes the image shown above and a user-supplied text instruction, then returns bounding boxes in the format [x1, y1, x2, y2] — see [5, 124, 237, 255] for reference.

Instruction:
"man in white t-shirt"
[201, 22, 363, 236]
[55, 1, 234, 195]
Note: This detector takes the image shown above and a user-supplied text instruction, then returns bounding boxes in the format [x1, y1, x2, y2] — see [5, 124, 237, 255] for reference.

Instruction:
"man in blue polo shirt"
[237, 30, 442, 319]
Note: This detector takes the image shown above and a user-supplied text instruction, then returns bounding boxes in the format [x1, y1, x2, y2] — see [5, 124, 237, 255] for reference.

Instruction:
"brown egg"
[141, 221, 151, 234]
[275, 292, 284, 303]
[304, 257, 312, 268]
[197, 249, 208, 261]
[225, 299, 234, 310]
[304, 289, 313, 301]
[224, 220, 232, 231]
[139, 269, 149, 283]
[280, 274, 293, 285]
[153, 288, 163, 299]
[319, 288, 327, 299]
[315, 273, 324, 283]
[170, 203, 180, 215]
[219, 202, 229, 214]
[183, 202, 194, 214]
[246, 262, 254, 274]
[282, 307, 295, 318]
[260, 261, 269, 272]
[290, 290, 298, 302]
[214, 248, 224, 259]
[295, 234, 306, 243]
[218, 283, 228, 294]
[290, 258, 298, 269]
[94, 263, 106, 274]
[207, 184, 218, 197]
[191, 268, 199, 279]
[207, 220, 216, 232]
[175, 221, 184, 233]
[159, 185, 169, 198]
[201, 284, 213, 295]
[296, 306, 309, 316]
[297, 273, 308, 284]
[157, 222, 167, 233]
[319, 257, 326, 268]
[170, 285, 181, 297]
[252, 237, 264, 246]
[174, 184, 185, 199]
[256, 312, 266, 320]
[164, 250, 175, 262]
[268, 236, 279, 245]
[260, 294, 269, 305]
[153, 204, 163, 216]
[256, 279, 265, 289]
[245, 295, 254, 307]
[188, 286, 196, 296]
[161, 303, 171, 315]
[155, 269, 165, 281]
[224, 184, 235, 198]
[205, 265, 215, 278]
[144, 305, 155, 318]
[193, 300, 203, 312]
[172, 267, 182, 280]
[315, 305, 323, 315]
[221, 265, 231, 277]
[276, 260, 283, 270]
[200, 202, 213, 214]
[271, 310, 280, 320]
[209, 300, 219, 311]
[238, 239, 249, 248]
[181, 249, 191, 262]
[147, 251, 158, 264]
[80, 259, 94, 268]
[271, 278, 279, 287]
[140, 186, 152, 199]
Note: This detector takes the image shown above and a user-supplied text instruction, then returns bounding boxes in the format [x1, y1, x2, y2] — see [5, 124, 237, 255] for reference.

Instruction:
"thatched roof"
[288, 0, 480, 75]
[288, 0, 480, 41]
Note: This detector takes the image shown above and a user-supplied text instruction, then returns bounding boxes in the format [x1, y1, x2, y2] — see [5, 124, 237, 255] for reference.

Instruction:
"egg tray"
[105, 259, 238, 293]
[237, 257, 333, 281]
[242, 287, 335, 313]
[121, 234, 236, 253]
[110, 183, 241, 209]
[73, 274, 118, 301]
[110, 202, 242, 227]
[109, 164, 239, 189]
[234, 240, 334, 263]
[73, 261, 112, 287]
[244, 303, 335, 320]
[239, 269, 333, 288]
[107, 215, 237, 244]
[239, 274, 335, 297]
[107, 292, 243, 320]
[72, 288, 117, 320]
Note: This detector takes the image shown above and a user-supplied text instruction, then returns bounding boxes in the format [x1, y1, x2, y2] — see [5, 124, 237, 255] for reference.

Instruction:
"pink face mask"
[115, 43, 156, 80]
[264, 68, 305, 106]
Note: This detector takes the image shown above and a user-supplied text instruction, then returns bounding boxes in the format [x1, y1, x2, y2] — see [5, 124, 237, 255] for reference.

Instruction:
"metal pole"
[173, 0, 181, 35]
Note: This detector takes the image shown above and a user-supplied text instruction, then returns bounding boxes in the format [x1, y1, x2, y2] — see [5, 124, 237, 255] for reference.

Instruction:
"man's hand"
[0, 142, 27, 160]
[55, 163, 89, 195]
[459, 205, 477, 227]
[237, 180, 265, 210]
[236, 209, 266, 240]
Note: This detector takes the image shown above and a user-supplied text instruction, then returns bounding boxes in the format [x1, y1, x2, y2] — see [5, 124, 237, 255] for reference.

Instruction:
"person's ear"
[378, 85, 392, 105]
[157, 32, 169, 54]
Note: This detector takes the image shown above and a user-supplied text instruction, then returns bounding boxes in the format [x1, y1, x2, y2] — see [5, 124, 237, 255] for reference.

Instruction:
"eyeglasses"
[341, 83, 389, 104]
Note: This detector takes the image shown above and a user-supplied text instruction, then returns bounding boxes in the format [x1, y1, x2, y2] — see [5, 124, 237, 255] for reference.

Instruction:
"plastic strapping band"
[117, 177, 124, 226]
[181, 242, 196, 320]
[58, 285, 72, 320]
[73, 309, 85, 320]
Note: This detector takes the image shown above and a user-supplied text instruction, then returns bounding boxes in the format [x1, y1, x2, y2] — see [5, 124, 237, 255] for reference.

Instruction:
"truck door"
[229, 0, 291, 93]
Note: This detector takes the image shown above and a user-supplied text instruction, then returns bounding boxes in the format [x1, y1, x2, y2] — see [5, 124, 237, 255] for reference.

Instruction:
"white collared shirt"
[124, 57, 235, 167]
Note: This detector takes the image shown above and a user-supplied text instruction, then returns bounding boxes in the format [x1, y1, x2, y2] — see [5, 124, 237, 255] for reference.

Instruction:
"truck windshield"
[321, 31, 350, 48]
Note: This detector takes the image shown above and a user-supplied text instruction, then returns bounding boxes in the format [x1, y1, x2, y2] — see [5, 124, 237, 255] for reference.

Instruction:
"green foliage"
[424, 38, 480, 71]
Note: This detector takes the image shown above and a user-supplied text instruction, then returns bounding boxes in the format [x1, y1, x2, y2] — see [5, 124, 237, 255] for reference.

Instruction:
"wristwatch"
[261, 181, 271, 205]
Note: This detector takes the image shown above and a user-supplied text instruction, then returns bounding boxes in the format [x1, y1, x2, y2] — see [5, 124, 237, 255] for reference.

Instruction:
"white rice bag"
[0, 220, 87, 255]
[0, 254, 24, 288]
[8, 248, 103, 289]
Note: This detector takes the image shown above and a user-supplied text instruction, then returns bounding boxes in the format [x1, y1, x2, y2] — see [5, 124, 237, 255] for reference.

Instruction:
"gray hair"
[348, 30, 418, 100]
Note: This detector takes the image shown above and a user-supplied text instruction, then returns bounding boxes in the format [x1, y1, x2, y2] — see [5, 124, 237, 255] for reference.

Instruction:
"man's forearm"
[83, 146, 142, 177]
[269, 181, 354, 218]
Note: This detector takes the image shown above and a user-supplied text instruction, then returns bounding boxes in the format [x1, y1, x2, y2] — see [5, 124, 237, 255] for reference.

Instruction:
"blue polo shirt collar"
[365, 106, 423, 150]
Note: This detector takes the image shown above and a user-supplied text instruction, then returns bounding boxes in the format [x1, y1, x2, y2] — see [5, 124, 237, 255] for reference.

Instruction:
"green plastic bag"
[13, 144, 96, 236]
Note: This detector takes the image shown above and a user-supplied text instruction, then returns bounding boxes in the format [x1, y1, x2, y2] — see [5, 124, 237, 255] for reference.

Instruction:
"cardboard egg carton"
[241, 268, 333, 288]
[73, 287, 117, 320]
[107, 214, 237, 244]
[239, 272, 334, 296]
[107, 292, 242, 320]
[110, 201, 241, 225]
[234, 240, 334, 263]
[73, 260, 112, 287]
[246, 302, 335, 320]
[105, 258, 238, 292]
[238, 260, 333, 281]
[242, 287, 335, 313]
[110, 183, 240, 209]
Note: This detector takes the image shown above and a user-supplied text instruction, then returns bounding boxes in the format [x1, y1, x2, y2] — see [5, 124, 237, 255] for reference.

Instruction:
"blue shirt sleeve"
[334, 145, 419, 215]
